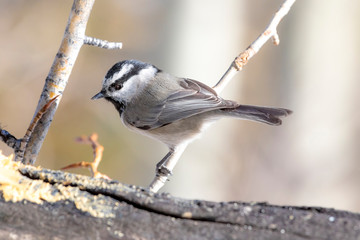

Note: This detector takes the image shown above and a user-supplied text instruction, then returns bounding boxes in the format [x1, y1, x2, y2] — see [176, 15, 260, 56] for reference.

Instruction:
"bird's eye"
[110, 83, 122, 91]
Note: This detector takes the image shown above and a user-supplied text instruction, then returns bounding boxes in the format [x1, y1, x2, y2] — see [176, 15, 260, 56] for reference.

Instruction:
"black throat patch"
[105, 97, 126, 116]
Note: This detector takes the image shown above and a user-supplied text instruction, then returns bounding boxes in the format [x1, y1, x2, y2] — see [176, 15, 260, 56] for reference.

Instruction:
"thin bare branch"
[61, 133, 109, 179]
[213, 0, 296, 94]
[0, 129, 20, 150]
[147, 0, 297, 192]
[84, 36, 122, 49]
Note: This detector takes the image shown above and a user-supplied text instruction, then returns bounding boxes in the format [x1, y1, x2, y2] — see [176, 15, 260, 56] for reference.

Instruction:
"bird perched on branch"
[92, 60, 292, 192]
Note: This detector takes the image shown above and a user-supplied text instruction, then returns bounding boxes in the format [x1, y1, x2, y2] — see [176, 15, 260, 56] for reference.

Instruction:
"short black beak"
[91, 91, 105, 100]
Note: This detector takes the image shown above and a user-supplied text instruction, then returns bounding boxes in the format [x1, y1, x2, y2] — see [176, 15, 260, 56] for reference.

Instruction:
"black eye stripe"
[105, 60, 160, 90]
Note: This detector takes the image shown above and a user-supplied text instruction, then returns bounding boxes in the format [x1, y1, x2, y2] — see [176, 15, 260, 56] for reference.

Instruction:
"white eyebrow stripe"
[112, 66, 158, 102]
[103, 63, 134, 86]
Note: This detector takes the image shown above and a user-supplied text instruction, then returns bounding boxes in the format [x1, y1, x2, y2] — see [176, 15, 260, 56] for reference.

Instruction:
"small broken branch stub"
[83, 36, 122, 50]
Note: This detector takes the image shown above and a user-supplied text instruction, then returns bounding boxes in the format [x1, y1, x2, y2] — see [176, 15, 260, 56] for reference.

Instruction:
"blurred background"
[1, 0, 360, 212]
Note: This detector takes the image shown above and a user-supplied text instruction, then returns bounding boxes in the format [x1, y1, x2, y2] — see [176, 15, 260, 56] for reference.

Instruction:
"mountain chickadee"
[92, 59, 292, 192]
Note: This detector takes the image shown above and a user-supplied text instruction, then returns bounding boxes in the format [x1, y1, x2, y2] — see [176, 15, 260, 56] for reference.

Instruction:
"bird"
[92, 59, 292, 192]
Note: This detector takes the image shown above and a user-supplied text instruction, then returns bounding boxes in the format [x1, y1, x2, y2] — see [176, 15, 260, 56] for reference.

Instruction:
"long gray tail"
[223, 104, 292, 125]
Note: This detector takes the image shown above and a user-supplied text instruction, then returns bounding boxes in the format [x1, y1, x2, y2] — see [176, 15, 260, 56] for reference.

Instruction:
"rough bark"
[21, 0, 96, 165]
[0, 164, 359, 240]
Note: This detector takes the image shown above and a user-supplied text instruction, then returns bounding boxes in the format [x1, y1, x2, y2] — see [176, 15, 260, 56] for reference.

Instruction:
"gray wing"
[134, 78, 238, 130]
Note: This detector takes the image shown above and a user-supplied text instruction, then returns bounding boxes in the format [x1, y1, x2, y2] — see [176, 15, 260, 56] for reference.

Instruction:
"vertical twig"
[21, 0, 95, 164]
[1, 0, 122, 164]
